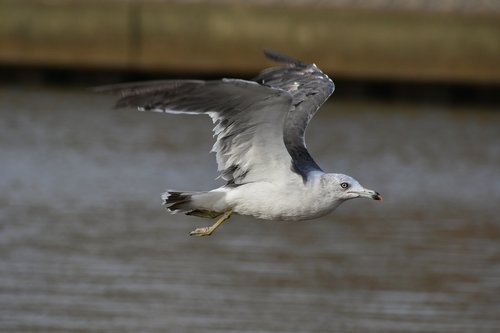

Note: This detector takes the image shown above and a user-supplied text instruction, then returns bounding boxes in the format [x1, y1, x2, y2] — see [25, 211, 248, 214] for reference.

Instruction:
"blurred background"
[1, 0, 499, 332]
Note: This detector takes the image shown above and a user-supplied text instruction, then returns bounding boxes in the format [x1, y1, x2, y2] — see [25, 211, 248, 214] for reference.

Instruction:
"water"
[0, 86, 499, 332]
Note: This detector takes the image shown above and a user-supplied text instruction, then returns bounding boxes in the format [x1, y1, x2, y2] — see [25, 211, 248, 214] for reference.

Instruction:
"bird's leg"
[189, 209, 232, 236]
[186, 209, 222, 219]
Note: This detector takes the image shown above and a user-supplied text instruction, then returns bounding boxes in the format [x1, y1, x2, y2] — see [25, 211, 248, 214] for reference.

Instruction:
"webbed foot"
[189, 209, 232, 236]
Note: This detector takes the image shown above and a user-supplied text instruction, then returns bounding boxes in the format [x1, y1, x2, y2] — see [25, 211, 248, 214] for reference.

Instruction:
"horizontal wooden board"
[1, 0, 499, 83]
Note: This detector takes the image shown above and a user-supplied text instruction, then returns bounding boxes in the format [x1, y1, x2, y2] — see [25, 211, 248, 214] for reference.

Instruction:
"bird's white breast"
[226, 173, 342, 221]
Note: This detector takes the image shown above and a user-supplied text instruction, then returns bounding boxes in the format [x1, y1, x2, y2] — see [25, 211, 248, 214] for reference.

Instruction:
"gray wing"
[95, 79, 294, 185]
[255, 50, 335, 180]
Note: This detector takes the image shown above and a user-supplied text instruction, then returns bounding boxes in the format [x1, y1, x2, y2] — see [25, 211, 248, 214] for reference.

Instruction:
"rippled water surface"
[1, 87, 499, 332]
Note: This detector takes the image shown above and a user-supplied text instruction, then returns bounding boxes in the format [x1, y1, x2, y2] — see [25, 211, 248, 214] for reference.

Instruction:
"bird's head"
[324, 173, 382, 202]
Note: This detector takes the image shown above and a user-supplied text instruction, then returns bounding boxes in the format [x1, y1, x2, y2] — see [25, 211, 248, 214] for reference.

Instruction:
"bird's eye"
[340, 182, 349, 189]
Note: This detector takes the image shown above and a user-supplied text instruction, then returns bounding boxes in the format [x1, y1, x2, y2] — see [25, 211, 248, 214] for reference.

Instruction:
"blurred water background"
[1, 85, 499, 332]
[1, 0, 500, 332]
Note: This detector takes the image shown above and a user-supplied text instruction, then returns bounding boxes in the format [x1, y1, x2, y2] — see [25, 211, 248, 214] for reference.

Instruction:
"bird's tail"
[161, 190, 226, 217]
[162, 191, 194, 213]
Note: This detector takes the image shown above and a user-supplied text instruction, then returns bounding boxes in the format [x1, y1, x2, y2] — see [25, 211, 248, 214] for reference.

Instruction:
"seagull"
[96, 50, 382, 236]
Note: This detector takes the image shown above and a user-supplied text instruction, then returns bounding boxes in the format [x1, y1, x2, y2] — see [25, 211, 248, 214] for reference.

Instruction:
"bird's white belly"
[226, 181, 341, 221]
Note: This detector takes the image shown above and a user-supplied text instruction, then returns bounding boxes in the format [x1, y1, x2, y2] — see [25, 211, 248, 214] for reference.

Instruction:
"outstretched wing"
[255, 50, 335, 180]
[95, 79, 295, 185]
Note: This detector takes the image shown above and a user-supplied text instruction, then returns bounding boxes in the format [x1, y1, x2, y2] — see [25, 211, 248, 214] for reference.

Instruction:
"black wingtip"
[263, 49, 307, 67]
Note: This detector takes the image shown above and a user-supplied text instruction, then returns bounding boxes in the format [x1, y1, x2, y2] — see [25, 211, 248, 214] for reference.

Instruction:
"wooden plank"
[1, 1, 499, 83]
[0, 1, 130, 68]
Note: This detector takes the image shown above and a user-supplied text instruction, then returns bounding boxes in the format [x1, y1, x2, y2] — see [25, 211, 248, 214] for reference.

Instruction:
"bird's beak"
[351, 189, 383, 201]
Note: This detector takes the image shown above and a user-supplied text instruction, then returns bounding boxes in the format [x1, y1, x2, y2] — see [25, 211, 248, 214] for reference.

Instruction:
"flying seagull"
[96, 50, 382, 236]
